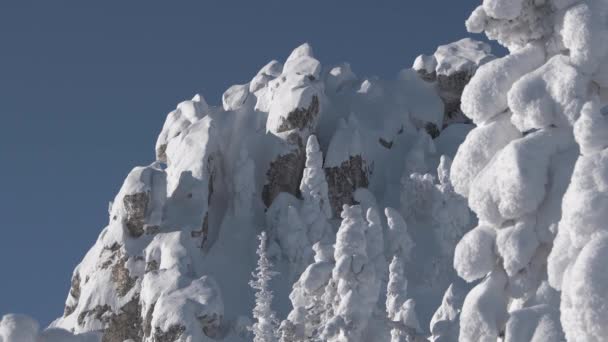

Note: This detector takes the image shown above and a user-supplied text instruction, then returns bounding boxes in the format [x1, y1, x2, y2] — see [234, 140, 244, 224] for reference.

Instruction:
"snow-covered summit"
[28, 39, 485, 342]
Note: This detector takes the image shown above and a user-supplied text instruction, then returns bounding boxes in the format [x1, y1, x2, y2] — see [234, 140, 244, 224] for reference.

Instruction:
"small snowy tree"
[281, 241, 335, 341]
[299, 135, 334, 245]
[366, 207, 387, 289]
[300, 135, 332, 220]
[386, 255, 422, 342]
[250, 231, 280, 342]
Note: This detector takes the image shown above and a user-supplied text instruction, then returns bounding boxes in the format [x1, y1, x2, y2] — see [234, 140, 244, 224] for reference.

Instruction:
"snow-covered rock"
[12, 38, 481, 342]
[414, 38, 495, 123]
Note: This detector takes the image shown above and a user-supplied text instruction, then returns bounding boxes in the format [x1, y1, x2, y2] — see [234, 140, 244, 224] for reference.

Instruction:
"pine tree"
[250, 231, 280, 342]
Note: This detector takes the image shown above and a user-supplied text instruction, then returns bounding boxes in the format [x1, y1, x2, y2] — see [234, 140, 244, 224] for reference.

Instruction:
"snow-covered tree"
[450, 1, 605, 340]
[299, 135, 334, 244]
[385, 208, 414, 261]
[300, 135, 332, 220]
[386, 255, 407, 326]
[281, 241, 335, 341]
[386, 255, 422, 342]
[430, 156, 471, 284]
[321, 204, 379, 342]
[366, 207, 387, 288]
[250, 231, 280, 342]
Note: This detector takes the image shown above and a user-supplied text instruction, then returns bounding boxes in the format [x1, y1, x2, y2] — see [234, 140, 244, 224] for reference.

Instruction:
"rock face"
[47, 41, 477, 341]
[325, 155, 369, 216]
[262, 44, 324, 207]
[413, 38, 495, 126]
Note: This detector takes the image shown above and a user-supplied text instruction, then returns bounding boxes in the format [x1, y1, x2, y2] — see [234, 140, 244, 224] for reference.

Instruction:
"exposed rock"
[145, 260, 159, 273]
[325, 155, 369, 215]
[102, 296, 142, 342]
[276, 95, 320, 133]
[413, 38, 494, 126]
[111, 256, 137, 297]
[64, 273, 81, 316]
[153, 325, 186, 342]
[262, 139, 305, 207]
[123, 192, 149, 238]
[78, 304, 111, 327]
[143, 303, 156, 338]
[379, 138, 394, 149]
[200, 313, 223, 338]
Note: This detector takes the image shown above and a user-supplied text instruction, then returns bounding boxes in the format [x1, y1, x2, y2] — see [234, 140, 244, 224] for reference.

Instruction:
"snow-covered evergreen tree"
[366, 207, 387, 290]
[250, 231, 280, 342]
[321, 204, 379, 342]
[282, 241, 335, 341]
[299, 135, 334, 245]
[386, 254, 423, 342]
[450, 1, 605, 340]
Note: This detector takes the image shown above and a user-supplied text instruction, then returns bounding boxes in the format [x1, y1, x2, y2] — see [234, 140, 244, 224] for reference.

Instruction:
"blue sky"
[0, 1, 501, 325]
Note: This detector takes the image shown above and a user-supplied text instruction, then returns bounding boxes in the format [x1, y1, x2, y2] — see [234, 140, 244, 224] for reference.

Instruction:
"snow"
[324, 116, 363, 167]
[459, 269, 509, 342]
[429, 284, 465, 342]
[504, 304, 563, 342]
[561, 2, 608, 73]
[413, 54, 437, 75]
[155, 94, 209, 161]
[0, 314, 100, 342]
[434, 38, 494, 76]
[222, 83, 250, 111]
[466, 6, 488, 34]
[509, 55, 590, 131]
[454, 225, 496, 283]
[450, 114, 521, 197]
[496, 218, 539, 277]
[482, 0, 524, 20]
[460, 43, 545, 124]
[561, 234, 608, 342]
[434, 123, 474, 159]
[26, 20, 608, 340]
[326, 63, 357, 93]
[574, 99, 608, 155]
[414, 38, 494, 77]
[152, 276, 224, 340]
[468, 128, 573, 225]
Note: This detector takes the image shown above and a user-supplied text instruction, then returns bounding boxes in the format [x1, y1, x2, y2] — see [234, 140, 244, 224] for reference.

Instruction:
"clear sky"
[0, 0, 502, 326]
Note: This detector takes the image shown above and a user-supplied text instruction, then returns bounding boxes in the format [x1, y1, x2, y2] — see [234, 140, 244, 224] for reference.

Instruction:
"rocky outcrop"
[262, 139, 306, 207]
[46, 41, 475, 342]
[413, 38, 495, 126]
[263, 43, 324, 207]
[122, 192, 149, 238]
[325, 155, 369, 216]
[101, 296, 142, 342]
